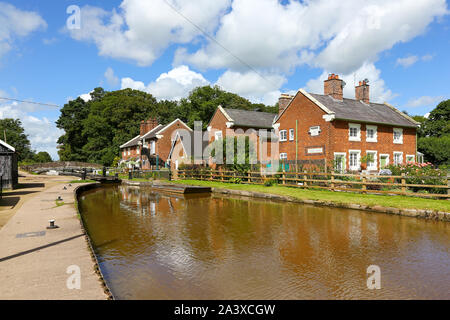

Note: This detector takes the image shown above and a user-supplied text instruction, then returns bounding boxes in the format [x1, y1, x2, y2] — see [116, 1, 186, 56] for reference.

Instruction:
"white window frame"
[393, 152, 403, 165]
[406, 154, 415, 163]
[215, 130, 223, 141]
[280, 130, 287, 142]
[366, 150, 378, 171]
[280, 153, 288, 160]
[136, 148, 140, 155]
[349, 123, 361, 142]
[289, 129, 295, 141]
[366, 125, 378, 143]
[393, 128, 403, 144]
[309, 126, 321, 137]
[150, 140, 156, 154]
[127, 148, 131, 155]
[379, 154, 389, 169]
[348, 150, 361, 171]
[334, 152, 346, 173]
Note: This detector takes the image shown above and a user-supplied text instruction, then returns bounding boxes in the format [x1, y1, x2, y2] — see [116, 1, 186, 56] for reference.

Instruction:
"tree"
[34, 151, 53, 163]
[416, 99, 450, 165]
[0, 118, 34, 161]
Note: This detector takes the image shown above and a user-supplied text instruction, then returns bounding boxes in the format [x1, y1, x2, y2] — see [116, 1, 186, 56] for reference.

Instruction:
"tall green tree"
[0, 118, 34, 161]
[416, 99, 450, 165]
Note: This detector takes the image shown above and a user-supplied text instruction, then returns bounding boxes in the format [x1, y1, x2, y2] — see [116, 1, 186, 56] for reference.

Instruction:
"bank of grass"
[172, 179, 450, 212]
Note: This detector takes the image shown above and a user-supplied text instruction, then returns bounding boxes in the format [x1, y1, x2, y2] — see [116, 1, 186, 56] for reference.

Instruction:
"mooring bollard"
[103, 167, 106, 177]
[82, 168, 87, 181]
[47, 219, 59, 230]
[129, 170, 132, 180]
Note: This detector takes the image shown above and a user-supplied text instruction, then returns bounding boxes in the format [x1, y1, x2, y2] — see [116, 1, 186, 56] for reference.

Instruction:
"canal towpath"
[0, 177, 107, 300]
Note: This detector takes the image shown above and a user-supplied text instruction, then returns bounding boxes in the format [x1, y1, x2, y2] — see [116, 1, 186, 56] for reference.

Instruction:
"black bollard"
[82, 168, 87, 181]
[129, 170, 132, 180]
[103, 166, 106, 177]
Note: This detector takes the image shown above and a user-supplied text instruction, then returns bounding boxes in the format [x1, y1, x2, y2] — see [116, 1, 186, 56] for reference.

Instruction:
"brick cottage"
[274, 74, 420, 172]
[120, 118, 192, 169]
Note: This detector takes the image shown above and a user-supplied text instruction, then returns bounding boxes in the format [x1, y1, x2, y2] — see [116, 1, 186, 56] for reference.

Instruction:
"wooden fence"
[177, 169, 450, 199]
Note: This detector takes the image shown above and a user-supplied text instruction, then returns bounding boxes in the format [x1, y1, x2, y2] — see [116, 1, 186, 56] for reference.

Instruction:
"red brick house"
[167, 131, 208, 170]
[120, 118, 192, 169]
[274, 74, 420, 172]
[207, 106, 278, 164]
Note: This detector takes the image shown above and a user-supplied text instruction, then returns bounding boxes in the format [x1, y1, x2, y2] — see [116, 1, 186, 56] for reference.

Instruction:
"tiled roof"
[223, 108, 277, 129]
[120, 135, 141, 148]
[309, 93, 418, 127]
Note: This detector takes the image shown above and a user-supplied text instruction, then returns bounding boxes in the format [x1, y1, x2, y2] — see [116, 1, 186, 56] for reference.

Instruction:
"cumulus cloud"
[0, 2, 47, 59]
[177, 0, 447, 74]
[406, 95, 444, 108]
[216, 71, 286, 105]
[68, 0, 230, 66]
[305, 63, 395, 103]
[104, 67, 119, 87]
[121, 65, 210, 100]
[0, 101, 63, 160]
[396, 54, 434, 67]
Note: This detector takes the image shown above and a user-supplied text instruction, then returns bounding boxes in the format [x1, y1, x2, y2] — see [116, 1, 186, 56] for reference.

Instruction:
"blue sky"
[0, 0, 448, 159]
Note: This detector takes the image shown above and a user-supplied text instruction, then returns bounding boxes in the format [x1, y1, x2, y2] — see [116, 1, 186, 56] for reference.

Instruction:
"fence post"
[330, 171, 335, 191]
[282, 166, 286, 185]
[303, 170, 308, 187]
[447, 173, 450, 196]
[248, 171, 251, 184]
[221, 169, 224, 182]
[362, 174, 367, 194]
[401, 172, 406, 194]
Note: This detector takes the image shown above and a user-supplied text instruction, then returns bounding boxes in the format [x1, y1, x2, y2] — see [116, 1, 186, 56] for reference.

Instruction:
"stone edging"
[122, 180, 450, 222]
[73, 183, 115, 300]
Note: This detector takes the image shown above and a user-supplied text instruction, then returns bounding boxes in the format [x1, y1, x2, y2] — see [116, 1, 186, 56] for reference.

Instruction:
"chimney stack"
[324, 74, 344, 100]
[140, 118, 159, 136]
[278, 94, 294, 116]
[355, 79, 370, 104]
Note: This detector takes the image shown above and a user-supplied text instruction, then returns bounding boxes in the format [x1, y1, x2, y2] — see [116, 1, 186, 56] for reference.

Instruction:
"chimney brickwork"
[140, 118, 159, 136]
[324, 74, 344, 100]
[355, 80, 370, 104]
[278, 94, 294, 116]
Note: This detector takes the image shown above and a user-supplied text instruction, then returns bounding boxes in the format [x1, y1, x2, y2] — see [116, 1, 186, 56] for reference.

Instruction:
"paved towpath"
[0, 181, 107, 300]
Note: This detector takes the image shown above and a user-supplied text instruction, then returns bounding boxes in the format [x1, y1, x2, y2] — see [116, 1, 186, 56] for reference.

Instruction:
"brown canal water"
[78, 185, 450, 300]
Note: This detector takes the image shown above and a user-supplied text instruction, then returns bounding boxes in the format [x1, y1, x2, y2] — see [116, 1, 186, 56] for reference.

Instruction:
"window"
[280, 153, 288, 160]
[366, 125, 377, 142]
[349, 123, 361, 141]
[393, 152, 403, 165]
[127, 148, 131, 155]
[406, 155, 415, 163]
[393, 128, 403, 144]
[309, 126, 321, 136]
[366, 151, 377, 171]
[289, 129, 295, 141]
[380, 154, 389, 169]
[280, 130, 287, 142]
[215, 131, 223, 141]
[136, 149, 140, 155]
[150, 141, 156, 154]
[334, 153, 346, 173]
[349, 150, 361, 171]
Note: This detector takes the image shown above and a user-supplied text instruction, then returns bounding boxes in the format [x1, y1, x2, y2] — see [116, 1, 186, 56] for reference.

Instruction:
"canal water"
[78, 185, 450, 300]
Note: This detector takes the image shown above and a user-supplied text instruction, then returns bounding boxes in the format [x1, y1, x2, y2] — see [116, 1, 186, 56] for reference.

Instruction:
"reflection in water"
[79, 185, 450, 300]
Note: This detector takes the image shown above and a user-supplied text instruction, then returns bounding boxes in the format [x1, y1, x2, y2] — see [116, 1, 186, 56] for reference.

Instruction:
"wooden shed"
[0, 139, 18, 189]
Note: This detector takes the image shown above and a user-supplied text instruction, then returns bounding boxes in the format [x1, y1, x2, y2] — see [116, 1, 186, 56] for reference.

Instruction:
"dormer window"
[349, 123, 361, 141]
[393, 128, 403, 144]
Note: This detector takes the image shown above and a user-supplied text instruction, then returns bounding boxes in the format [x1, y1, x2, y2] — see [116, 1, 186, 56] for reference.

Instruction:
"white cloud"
[216, 71, 286, 105]
[0, 2, 47, 58]
[0, 102, 63, 160]
[68, 0, 231, 66]
[305, 62, 395, 103]
[121, 65, 210, 100]
[104, 67, 119, 87]
[80, 92, 92, 102]
[396, 55, 419, 68]
[177, 0, 447, 74]
[406, 95, 443, 108]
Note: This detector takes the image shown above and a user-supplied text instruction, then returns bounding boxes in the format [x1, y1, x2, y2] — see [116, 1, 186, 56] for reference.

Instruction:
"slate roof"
[309, 93, 418, 128]
[0, 139, 15, 152]
[120, 135, 141, 149]
[223, 108, 277, 129]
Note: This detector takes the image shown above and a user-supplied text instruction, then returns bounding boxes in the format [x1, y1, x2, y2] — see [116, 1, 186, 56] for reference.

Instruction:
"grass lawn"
[172, 179, 450, 212]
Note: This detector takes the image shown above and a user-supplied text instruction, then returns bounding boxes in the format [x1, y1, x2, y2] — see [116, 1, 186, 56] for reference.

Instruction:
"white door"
[175, 160, 179, 170]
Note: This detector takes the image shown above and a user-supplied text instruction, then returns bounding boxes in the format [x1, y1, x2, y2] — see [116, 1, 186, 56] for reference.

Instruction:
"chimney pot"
[355, 80, 370, 104]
